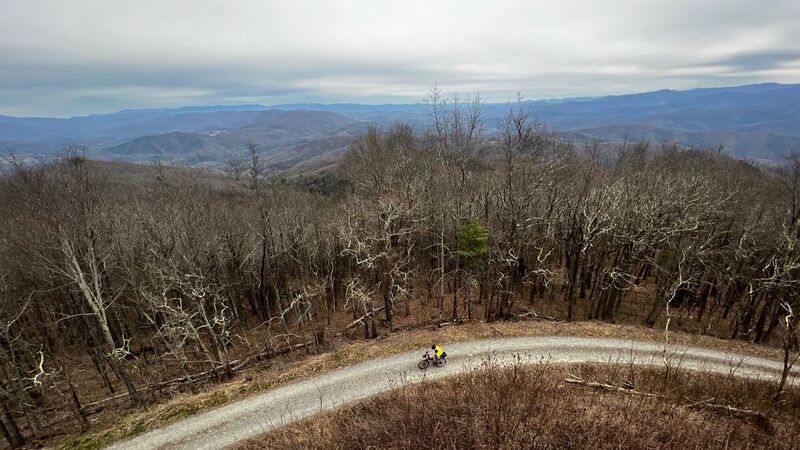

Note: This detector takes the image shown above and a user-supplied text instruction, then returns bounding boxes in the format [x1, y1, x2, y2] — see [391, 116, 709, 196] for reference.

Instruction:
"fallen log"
[437, 317, 469, 328]
[82, 391, 132, 411]
[564, 376, 658, 397]
[231, 342, 311, 372]
[564, 376, 766, 420]
[81, 342, 312, 412]
[518, 310, 558, 321]
[685, 398, 766, 419]
[341, 306, 386, 332]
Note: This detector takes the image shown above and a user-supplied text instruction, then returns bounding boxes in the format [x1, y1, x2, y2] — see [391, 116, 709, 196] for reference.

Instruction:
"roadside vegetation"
[1, 88, 799, 448]
[57, 321, 793, 450]
[242, 361, 800, 449]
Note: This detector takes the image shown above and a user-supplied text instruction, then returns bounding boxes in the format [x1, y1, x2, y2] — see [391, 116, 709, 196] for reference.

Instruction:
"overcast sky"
[1, 0, 798, 117]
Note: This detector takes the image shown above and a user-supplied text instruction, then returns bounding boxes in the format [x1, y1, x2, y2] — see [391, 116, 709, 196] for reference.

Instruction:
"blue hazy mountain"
[1, 82, 798, 165]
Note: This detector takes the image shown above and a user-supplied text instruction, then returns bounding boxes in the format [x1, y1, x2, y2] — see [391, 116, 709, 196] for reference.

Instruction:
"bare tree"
[246, 140, 264, 191]
[225, 151, 246, 181]
[0, 274, 26, 448]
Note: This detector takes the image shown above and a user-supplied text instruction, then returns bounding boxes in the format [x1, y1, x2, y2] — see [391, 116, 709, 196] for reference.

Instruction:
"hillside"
[102, 132, 224, 156]
[562, 124, 800, 160]
[3, 127, 800, 448]
[91, 110, 361, 168]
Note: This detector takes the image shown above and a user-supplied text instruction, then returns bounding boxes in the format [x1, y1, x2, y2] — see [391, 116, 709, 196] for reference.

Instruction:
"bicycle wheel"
[418, 359, 430, 369]
[434, 358, 446, 367]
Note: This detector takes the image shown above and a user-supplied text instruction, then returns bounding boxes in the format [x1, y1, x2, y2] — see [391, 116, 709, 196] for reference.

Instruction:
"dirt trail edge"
[107, 336, 799, 450]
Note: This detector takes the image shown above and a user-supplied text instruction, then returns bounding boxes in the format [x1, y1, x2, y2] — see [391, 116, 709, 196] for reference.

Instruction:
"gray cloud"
[0, 0, 798, 116]
[706, 51, 800, 71]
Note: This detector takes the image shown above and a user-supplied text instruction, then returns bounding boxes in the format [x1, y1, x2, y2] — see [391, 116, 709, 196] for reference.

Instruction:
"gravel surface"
[107, 336, 799, 450]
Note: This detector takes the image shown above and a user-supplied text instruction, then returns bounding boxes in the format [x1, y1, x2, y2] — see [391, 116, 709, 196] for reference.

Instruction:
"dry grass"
[241, 361, 800, 450]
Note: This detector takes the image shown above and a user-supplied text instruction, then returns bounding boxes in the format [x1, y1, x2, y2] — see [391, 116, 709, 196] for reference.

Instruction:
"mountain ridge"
[2, 82, 798, 165]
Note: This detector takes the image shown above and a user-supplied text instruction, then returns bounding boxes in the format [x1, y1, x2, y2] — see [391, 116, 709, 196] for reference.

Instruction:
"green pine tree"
[457, 220, 489, 268]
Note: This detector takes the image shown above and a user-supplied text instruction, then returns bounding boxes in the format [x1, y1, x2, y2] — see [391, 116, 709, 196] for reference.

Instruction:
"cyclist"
[429, 343, 446, 362]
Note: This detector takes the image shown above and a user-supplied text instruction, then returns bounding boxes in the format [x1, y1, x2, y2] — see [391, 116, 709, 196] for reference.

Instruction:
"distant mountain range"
[1, 82, 798, 169]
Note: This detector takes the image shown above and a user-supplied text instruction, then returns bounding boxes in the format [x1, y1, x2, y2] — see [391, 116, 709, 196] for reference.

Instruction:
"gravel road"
[108, 336, 798, 450]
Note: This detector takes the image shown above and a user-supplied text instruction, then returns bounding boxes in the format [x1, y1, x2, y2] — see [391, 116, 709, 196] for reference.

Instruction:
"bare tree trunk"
[579, 259, 590, 299]
[528, 282, 535, 305]
[89, 350, 114, 394]
[644, 290, 666, 327]
[67, 379, 89, 432]
[738, 291, 761, 339]
[273, 285, 291, 345]
[754, 293, 778, 344]
[565, 248, 581, 321]
[466, 283, 472, 320]
[774, 322, 797, 402]
[61, 236, 142, 405]
[370, 305, 377, 338]
[405, 284, 411, 316]
[721, 281, 743, 320]
[452, 272, 459, 321]
[382, 275, 394, 331]
[439, 215, 445, 313]
[764, 306, 783, 342]
[199, 307, 228, 373]
[258, 240, 272, 320]
[0, 397, 23, 449]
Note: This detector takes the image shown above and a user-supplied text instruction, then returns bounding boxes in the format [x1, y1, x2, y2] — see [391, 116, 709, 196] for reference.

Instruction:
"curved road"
[108, 336, 799, 450]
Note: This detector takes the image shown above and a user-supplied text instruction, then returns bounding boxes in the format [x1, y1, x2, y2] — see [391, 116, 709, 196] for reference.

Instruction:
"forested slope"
[1, 97, 799, 448]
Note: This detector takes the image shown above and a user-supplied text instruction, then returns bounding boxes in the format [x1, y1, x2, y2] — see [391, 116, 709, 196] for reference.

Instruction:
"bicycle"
[418, 352, 447, 369]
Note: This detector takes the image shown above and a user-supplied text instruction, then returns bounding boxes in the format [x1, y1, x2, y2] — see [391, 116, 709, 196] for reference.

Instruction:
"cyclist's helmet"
[431, 345, 436, 350]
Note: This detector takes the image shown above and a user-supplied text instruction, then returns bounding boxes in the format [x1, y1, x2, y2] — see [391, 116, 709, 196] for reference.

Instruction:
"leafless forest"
[1, 93, 799, 447]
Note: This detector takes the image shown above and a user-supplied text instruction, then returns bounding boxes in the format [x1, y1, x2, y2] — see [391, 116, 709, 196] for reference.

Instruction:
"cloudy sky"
[1, 0, 798, 117]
